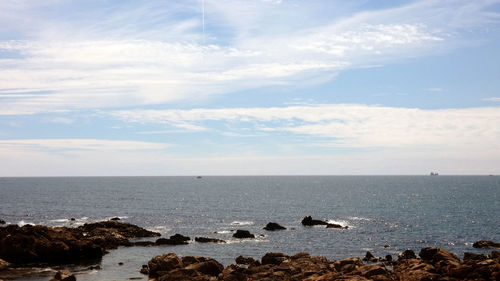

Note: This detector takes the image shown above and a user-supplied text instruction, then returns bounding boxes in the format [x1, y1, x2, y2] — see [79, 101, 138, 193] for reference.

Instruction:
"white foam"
[326, 219, 349, 227]
[348, 216, 372, 221]
[18, 220, 35, 226]
[50, 219, 68, 223]
[147, 225, 171, 234]
[230, 221, 254, 226]
[225, 238, 269, 244]
[215, 230, 233, 234]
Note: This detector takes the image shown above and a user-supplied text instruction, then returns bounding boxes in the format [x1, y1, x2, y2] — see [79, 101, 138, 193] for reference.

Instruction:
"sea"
[0, 176, 499, 280]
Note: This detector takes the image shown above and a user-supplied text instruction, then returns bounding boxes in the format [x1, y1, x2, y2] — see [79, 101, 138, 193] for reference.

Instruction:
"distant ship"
[430, 172, 439, 176]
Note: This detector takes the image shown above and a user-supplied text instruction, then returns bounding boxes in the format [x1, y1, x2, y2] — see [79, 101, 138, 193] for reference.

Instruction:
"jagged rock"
[195, 237, 226, 243]
[473, 240, 500, 249]
[301, 216, 329, 226]
[49, 270, 76, 281]
[398, 249, 417, 260]
[232, 230, 255, 239]
[263, 222, 286, 231]
[362, 251, 378, 262]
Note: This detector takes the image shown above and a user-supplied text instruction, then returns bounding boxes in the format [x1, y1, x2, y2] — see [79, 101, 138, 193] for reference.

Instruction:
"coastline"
[1, 220, 499, 280]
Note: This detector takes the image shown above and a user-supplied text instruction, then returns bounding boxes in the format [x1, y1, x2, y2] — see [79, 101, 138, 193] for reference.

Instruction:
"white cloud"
[110, 104, 500, 151]
[0, 139, 169, 152]
[1, 0, 496, 114]
[483, 97, 500, 102]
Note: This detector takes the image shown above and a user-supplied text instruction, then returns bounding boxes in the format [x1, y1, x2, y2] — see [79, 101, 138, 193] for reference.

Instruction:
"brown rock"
[333, 257, 363, 272]
[362, 251, 378, 262]
[398, 249, 417, 260]
[473, 240, 500, 249]
[147, 253, 183, 278]
[261, 252, 289, 265]
[235, 256, 258, 265]
[463, 252, 488, 262]
[419, 247, 460, 264]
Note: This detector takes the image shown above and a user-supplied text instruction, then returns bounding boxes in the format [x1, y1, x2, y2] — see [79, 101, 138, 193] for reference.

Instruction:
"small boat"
[430, 172, 439, 176]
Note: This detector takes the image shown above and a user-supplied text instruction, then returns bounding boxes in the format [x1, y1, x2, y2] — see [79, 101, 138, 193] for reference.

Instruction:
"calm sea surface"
[0, 176, 499, 280]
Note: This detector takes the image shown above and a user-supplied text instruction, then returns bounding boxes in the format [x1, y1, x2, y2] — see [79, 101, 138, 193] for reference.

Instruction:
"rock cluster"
[143, 247, 500, 281]
[301, 216, 348, 229]
[473, 240, 500, 249]
[0, 220, 160, 264]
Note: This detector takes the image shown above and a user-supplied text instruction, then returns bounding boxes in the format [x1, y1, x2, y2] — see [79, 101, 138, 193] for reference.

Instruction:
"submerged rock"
[195, 237, 226, 243]
[232, 229, 255, 239]
[473, 240, 500, 249]
[263, 222, 286, 231]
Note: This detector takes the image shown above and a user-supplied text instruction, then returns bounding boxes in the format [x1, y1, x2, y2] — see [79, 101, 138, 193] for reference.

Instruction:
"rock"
[362, 251, 378, 262]
[0, 258, 10, 270]
[147, 253, 183, 278]
[69, 218, 76, 221]
[235, 256, 258, 265]
[170, 233, 190, 242]
[145, 253, 223, 280]
[419, 247, 460, 264]
[463, 252, 488, 262]
[232, 230, 255, 239]
[491, 251, 500, 259]
[398, 249, 417, 260]
[261, 252, 289, 265]
[263, 222, 286, 231]
[50, 270, 76, 281]
[384, 255, 393, 262]
[384, 244, 390, 248]
[0, 220, 5, 225]
[0, 221, 160, 265]
[334, 257, 364, 273]
[155, 238, 188, 246]
[301, 216, 329, 226]
[118, 262, 124, 265]
[140, 264, 149, 275]
[109, 217, 120, 221]
[473, 240, 500, 249]
[195, 237, 226, 243]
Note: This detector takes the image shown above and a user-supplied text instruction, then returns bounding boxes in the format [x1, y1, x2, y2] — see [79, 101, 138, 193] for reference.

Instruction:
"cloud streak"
[1, 0, 497, 114]
[110, 104, 500, 150]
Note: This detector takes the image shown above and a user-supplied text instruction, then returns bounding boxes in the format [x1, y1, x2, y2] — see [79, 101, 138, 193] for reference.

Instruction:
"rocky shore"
[141, 248, 500, 281]
[1, 218, 499, 281]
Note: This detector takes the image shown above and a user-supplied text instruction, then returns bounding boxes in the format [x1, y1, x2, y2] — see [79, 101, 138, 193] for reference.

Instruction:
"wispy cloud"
[0, 139, 169, 152]
[110, 104, 500, 150]
[483, 97, 500, 102]
[1, 0, 497, 114]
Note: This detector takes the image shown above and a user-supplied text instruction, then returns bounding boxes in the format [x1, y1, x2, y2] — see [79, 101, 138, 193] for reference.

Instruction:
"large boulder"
[263, 222, 286, 231]
[232, 230, 255, 239]
[147, 253, 183, 278]
[473, 240, 500, 249]
[261, 252, 289, 265]
[144, 253, 223, 280]
[419, 247, 460, 264]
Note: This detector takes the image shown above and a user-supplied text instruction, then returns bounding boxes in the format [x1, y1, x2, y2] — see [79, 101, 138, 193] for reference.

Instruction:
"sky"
[1, 0, 500, 176]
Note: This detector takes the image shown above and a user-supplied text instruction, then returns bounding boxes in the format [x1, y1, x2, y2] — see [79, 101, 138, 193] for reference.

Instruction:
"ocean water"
[0, 176, 499, 280]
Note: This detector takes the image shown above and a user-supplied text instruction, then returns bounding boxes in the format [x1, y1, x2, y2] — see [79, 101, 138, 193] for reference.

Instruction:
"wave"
[326, 219, 350, 228]
[230, 221, 254, 226]
[214, 230, 233, 234]
[17, 220, 35, 226]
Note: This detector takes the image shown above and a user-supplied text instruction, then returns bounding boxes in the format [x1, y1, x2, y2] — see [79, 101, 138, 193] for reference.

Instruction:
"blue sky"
[1, 0, 499, 176]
